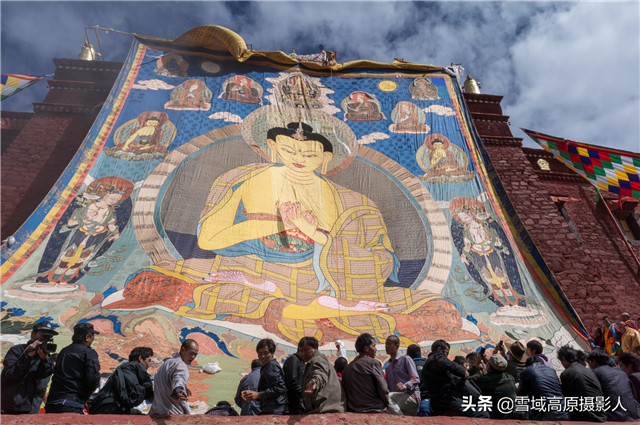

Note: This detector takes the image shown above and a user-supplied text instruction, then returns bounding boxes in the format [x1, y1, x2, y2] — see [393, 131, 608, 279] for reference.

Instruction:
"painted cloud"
[132, 79, 175, 91]
[358, 132, 390, 145]
[208, 112, 242, 123]
[423, 105, 456, 116]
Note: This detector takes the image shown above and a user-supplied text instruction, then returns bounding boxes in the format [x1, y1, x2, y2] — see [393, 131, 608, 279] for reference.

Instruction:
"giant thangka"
[1, 26, 589, 409]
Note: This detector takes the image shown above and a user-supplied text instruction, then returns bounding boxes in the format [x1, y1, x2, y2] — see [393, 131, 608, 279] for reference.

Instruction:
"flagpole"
[599, 196, 640, 276]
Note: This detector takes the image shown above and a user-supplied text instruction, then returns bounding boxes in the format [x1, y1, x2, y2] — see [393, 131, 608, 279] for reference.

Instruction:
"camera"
[39, 335, 57, 354]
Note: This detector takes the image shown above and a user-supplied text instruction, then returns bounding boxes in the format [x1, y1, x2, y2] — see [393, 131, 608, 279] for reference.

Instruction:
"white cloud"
[1, 2, 637, 153]
[357, 132, 390, 145]
[208, 112, 242, 123]
[506, 3, 640, 152]
[423, 105, 456, 116]
[132, 79, 175, 90]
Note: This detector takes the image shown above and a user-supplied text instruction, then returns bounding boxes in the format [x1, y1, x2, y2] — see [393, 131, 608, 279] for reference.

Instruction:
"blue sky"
[1, 1, 639, 152]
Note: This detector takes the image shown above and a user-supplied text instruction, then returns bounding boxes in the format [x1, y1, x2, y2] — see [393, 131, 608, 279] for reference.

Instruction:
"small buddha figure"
[409, 77, 439, 101]
[165, 79, 213, 110]
[389, 101, 428, 133]
[342, 91, 384, 121]
[220, 75, 262, 104]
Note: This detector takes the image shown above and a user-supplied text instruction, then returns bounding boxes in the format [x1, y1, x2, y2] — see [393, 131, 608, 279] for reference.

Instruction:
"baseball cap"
[32, 321, 58, 335]
[73, 322, 100, 336]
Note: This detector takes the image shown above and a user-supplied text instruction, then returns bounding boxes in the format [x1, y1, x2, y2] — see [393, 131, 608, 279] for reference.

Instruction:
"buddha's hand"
[278, 202, 317, 235]
[276, 201, 297, 228]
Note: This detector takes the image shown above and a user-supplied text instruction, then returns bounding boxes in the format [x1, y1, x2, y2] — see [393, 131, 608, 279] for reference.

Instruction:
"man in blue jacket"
[234, 359, 262, 415]
[1, 321, 58, 414]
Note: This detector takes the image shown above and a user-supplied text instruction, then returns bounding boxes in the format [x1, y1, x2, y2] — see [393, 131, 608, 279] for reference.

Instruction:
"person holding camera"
[45, 323, 101, 414]
[1, 321, 58, 414]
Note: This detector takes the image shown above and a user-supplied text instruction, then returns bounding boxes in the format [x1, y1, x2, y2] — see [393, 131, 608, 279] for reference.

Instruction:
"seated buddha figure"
[181, 121, 471, 344]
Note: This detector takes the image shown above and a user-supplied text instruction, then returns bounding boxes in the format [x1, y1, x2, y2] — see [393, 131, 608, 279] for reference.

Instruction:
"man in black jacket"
[45, 323, 101, 414]
[587, 349, 640, 422]
[241, 338, 288, 415]
[1, 321, 58, 414]
[557, 345, 606, 422]
[89, 347, 154, 414]
[518, 355, 568, 420]
[283, 346, 306, 414]
[421, 339, 487, 418]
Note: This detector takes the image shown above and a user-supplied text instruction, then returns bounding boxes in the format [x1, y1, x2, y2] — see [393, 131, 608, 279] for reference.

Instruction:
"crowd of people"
[2, 314, 640, 422]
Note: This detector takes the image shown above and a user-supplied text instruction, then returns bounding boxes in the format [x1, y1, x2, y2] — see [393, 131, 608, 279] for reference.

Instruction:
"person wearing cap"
[1, 321, 58, 414]
[468, 354, 519, 419]
[496, 339, 527, 383]
[45, 322, 101, 414]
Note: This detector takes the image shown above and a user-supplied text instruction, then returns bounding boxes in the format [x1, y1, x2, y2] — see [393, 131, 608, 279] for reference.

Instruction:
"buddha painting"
[278, 73, 322, 109]
[182, 108, 476, 343]
[108, 106, 479, 344]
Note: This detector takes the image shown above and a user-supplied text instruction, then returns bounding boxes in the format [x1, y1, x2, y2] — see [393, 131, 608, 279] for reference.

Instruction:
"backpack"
[114, 364, 146, 409]
[89, 363, 146, 413]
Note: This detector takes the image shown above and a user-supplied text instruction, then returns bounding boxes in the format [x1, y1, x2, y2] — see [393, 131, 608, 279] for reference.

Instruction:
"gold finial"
[463, 75, 481, 94]
[78, 40, 97, 61]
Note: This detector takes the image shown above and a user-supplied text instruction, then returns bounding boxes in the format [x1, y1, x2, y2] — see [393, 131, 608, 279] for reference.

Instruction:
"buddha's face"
[268, 135, 332, 174]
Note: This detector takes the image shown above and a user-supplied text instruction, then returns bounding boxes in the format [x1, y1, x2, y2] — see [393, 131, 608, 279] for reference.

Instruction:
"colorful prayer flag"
[1, 74, 45, 101]
[523, 128, 640, 200]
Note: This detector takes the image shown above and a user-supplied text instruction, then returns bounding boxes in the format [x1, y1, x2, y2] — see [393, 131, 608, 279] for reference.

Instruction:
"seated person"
[205, 400, 239, 416]
[241, 339, 288, 415]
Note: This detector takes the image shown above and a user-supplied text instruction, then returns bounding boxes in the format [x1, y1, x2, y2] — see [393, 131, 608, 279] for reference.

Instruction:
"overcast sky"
[1, 1, 638, 152]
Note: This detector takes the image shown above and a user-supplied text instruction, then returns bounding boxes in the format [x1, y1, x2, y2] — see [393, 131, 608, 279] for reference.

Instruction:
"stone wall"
[0, 59, 121, 238]
[464, 93, 640, 331]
